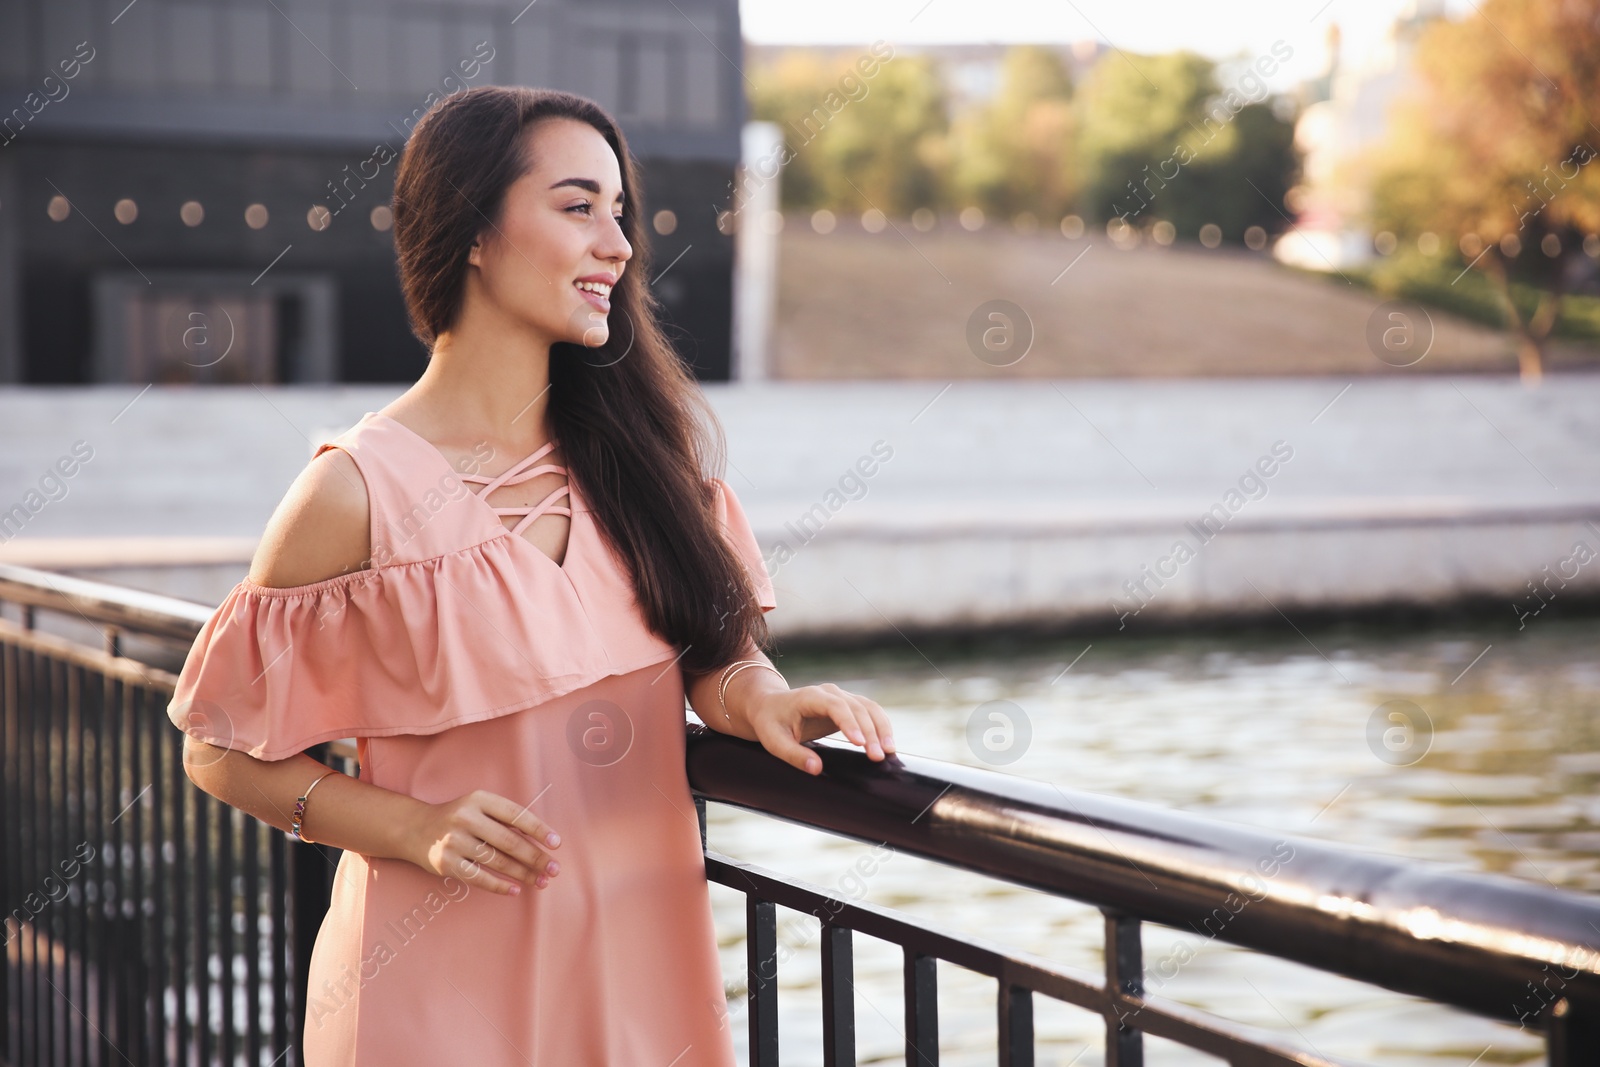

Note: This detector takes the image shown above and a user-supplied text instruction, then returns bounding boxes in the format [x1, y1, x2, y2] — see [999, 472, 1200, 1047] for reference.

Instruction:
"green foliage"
[1075, 49, 1298, 240]
[745, 43, 1298, 235]
[1351, 250, 1600, 341]
[748, 49, 948, 216]
[946, 46, 1078, 218]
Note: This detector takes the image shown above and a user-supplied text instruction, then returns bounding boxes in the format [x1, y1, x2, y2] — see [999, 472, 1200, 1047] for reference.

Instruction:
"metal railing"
[3, 561, 1599, 1065]
[0, 564, 355, 1067]
[687, 730, 1600, 1064]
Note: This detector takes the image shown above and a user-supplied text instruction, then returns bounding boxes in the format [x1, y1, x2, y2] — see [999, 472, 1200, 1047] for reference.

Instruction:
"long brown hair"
[390, 85, 768, 673]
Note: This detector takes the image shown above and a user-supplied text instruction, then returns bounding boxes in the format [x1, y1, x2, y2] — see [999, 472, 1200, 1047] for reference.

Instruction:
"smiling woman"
[166, 85, 897, 1065]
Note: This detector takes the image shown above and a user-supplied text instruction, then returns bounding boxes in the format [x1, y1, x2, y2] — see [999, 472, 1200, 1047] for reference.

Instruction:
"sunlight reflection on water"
[706, 613, 1600, 1066]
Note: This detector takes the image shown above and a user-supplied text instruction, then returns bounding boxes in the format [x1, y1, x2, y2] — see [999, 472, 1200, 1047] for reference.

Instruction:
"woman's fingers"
[836, 690, 890, 759]
[483, 791, 561, 851]
[813, 684, 894, 760]
[468, 812, 557, 886]
[448, 838, 525, 894]
[853, 693, 896, 754]
[755, 712, 824, 774]
[453, 791, 563, 893]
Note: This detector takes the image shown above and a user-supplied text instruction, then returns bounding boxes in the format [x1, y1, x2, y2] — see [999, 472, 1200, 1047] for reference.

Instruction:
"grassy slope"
[770, 226, 1600, 379]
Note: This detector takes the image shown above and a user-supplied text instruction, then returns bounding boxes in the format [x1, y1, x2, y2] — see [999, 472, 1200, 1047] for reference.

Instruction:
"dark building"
[0, 0, 745, 385]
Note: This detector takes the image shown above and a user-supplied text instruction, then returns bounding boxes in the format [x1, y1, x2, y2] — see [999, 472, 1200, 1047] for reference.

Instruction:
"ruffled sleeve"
[710, 476, 776, 613]
[167, 570, 401, 761]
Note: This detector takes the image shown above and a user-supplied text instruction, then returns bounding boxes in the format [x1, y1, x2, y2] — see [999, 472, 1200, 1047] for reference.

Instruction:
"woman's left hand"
[745, 683, 897, 776]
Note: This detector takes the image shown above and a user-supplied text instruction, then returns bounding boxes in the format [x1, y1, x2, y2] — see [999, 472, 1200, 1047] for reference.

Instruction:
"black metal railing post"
[998, 981, 1033, 1067]
[747, 896, 779, 1067]
[904, 951, 938, 1067]
[1547, 997, 1600, 1067]
[821, 923, 854, 1066]
[1104, 911, 1144, 1067]
[291, 742, 341, 1065]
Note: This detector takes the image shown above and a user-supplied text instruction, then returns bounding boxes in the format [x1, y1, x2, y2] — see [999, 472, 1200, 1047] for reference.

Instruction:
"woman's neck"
[412, 320, 556, 448]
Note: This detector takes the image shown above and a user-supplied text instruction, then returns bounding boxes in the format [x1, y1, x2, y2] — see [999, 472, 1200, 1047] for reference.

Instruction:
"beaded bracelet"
[717, 658, 785, 722]
[290, 769, 340, 843]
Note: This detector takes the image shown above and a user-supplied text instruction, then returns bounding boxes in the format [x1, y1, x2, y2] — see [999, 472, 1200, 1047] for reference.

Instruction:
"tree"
[747, 48, 948, 218]
[1367, 0, 1600, 383]
[946, 46, 1080, 220]
[1075, 49, 1299, 242]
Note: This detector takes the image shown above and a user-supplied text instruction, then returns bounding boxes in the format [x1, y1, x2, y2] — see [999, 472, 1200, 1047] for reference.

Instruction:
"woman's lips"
[576, 286, 611, 311]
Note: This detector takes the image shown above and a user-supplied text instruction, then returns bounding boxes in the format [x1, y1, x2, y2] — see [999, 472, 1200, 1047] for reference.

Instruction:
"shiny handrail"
[685, 726, 1600, 1031]
[0, 561, 213, 641]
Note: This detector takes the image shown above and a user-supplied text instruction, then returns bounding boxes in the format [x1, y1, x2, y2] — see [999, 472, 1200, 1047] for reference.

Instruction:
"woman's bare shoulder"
[247, 447, 373, 589]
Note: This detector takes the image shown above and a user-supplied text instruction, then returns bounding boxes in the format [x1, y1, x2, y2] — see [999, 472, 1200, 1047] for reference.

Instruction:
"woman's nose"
[601, 217, 631, 263]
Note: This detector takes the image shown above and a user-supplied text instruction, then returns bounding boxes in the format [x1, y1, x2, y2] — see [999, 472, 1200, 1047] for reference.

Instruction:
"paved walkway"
[1, 376, 1597, 635]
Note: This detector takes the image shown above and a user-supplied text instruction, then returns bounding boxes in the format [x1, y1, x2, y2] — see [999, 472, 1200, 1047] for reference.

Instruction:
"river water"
[703, 611, 1600, 1066]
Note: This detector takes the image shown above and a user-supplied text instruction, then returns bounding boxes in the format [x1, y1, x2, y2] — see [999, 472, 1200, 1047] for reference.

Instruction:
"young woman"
[168, 85, 897, 1065]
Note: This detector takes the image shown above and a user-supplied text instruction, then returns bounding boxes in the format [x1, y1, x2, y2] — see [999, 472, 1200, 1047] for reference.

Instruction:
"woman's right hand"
[404, 789, 562, 896]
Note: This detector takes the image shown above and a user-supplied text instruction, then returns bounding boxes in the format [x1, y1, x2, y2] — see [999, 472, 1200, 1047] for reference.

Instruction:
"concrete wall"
[0, 377, 1596, 638]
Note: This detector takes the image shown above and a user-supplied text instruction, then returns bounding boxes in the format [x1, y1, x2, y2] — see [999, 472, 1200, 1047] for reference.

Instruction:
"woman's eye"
[566, 203, 624, 224]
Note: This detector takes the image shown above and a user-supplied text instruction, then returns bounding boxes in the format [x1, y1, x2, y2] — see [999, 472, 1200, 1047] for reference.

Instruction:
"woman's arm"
[686, 643, 897, 775]
[183, 741, 426, 862]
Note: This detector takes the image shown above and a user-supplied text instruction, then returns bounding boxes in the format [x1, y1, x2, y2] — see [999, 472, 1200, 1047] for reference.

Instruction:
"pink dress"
[166, 411, 774, 1065]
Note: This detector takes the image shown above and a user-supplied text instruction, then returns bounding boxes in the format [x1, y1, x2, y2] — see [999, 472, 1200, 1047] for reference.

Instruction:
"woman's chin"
[575, 325, 609, 347]
[566, 305, 610, 347]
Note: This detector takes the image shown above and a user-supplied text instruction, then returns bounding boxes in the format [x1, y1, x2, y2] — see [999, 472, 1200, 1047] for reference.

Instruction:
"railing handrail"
[684, 726, 1600, 1030]
[0, 561, 212, 641]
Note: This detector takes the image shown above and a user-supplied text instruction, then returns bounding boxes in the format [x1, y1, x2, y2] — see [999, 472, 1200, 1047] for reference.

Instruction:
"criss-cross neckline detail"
[373, 412, 576, 570]
[457, 439, 572, 539]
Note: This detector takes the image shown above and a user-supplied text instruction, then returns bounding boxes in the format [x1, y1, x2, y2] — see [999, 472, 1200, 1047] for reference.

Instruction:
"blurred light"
[760, 210, 784, 234]
[1060, 214, 1084, 239]
[652, 209, 677, 235]
[1417, 232, 1440, 256]
[1245, 225, 1268, 251]
[1108, 217, 1139, 249]
[1152, 220, 1176, 246]
[1585, 234, 1600, 258]
[307, 205, 331, 231]
[1199, 223, 1222, 248]
[959, 206, 984, 231]
[1373, 230, 1397, 255]
[861, 208, 886, 233]
[1012, 211, 1038, 234]
[1499, 232, 1521, 257]
[245, 203, 269, 229]
[367, 205, 390, 232]
[47, 196, 70, 221]
[113, 198, 137, 224]
[811, 209, 836, 234]
[911, 207, 936, 231]
[1541, 233, 1561, 257]
[181, 200, 204, 227]
[1459, 233, 1482, 257]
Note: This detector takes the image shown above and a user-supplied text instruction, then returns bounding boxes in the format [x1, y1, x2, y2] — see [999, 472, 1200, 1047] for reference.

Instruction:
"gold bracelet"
[717, 659, 785, 722]
[290, 769, 339, 844]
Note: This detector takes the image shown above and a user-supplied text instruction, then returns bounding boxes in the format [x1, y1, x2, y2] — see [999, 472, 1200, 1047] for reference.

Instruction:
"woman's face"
[467, 117, 632, 348]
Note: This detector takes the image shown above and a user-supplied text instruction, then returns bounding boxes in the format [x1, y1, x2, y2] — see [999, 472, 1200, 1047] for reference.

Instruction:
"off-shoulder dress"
[166, 410, 773, 1065]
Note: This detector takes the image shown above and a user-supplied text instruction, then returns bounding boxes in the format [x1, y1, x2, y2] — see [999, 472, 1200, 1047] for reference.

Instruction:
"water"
[704, 611, 1600, 1066]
